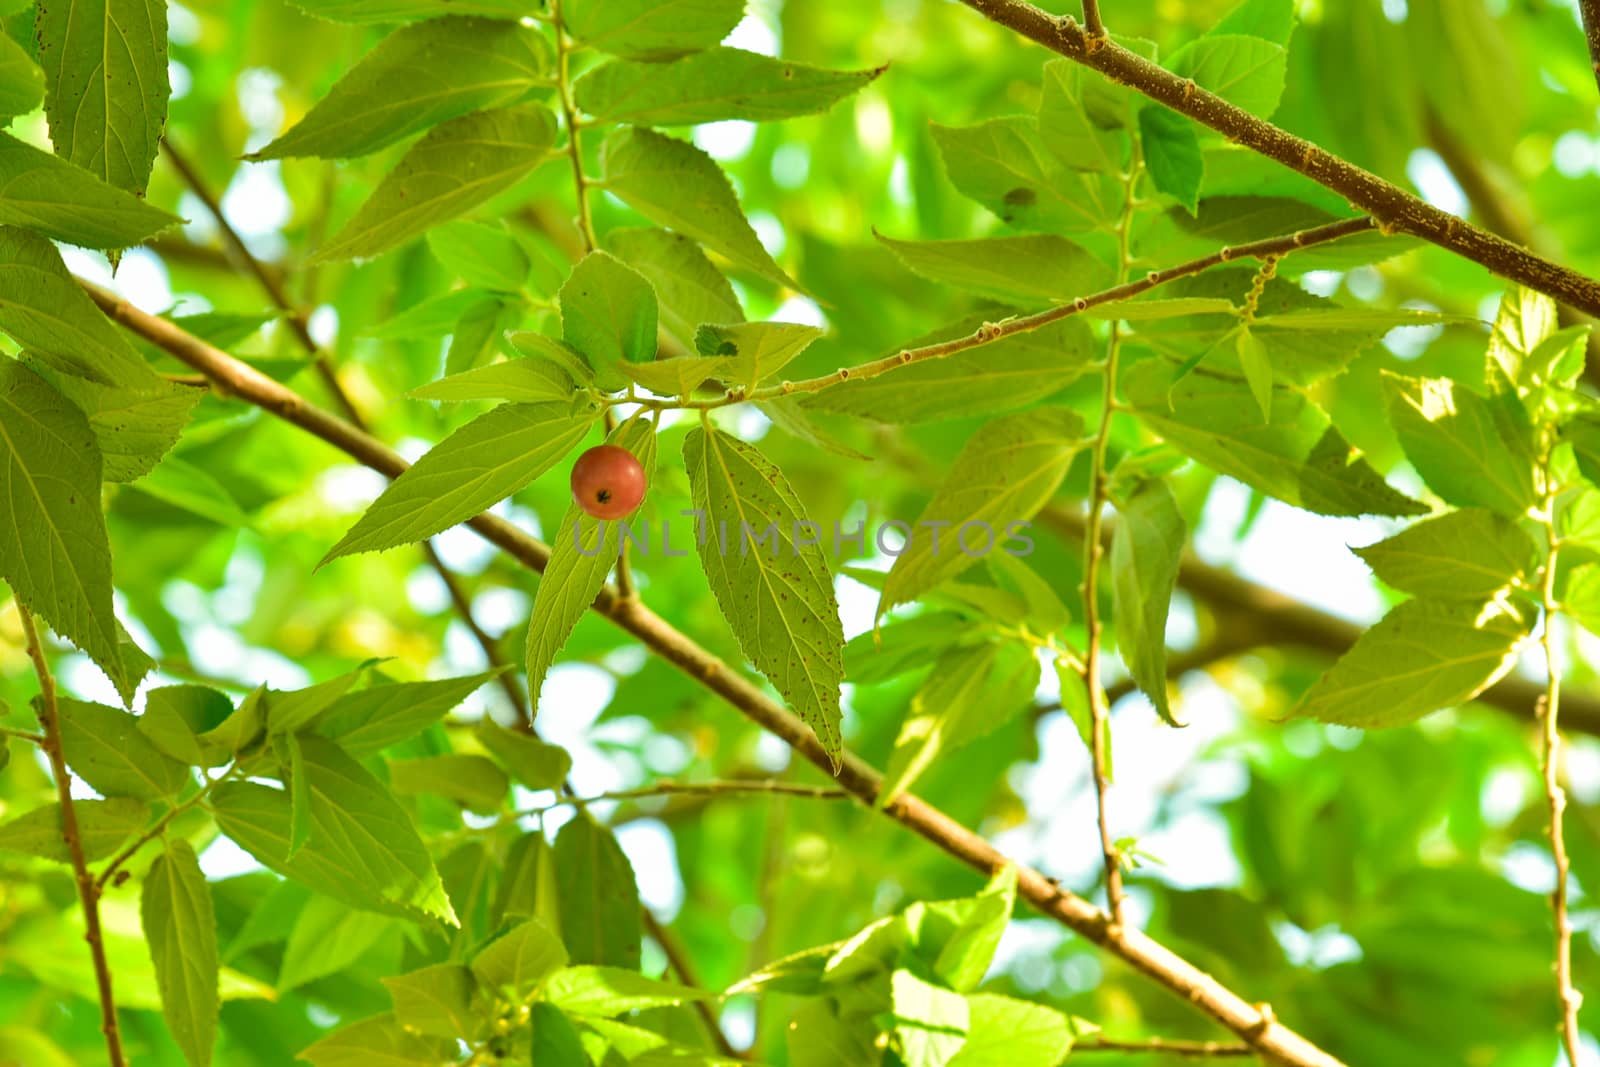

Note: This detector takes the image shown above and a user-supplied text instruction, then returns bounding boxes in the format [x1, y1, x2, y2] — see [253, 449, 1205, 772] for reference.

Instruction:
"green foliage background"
[0, 0, 1599, 1065]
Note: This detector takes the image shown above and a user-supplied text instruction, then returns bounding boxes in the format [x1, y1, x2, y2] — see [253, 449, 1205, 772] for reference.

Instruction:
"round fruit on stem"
[571, 444, 647, 519]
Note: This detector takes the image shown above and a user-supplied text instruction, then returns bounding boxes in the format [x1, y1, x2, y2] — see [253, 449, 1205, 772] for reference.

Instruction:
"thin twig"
[79, 279, 1349, 1067]
[0, 724, 44, 743]
[611, 217, 1378, 413]
[1076, 1036, 1254, 1057]
[17, 606, 126, 1067]
[1081, 0, 1105, 42]
[513, 779, 851, 818]
[957, 0, 1600, 318]
[160, 139, 533, 727]
[1537, 445, 1583, 1064]
[643, 911, 745, 1060]
[553, 0, 600, 253]
[1080, 154, 1142, 926]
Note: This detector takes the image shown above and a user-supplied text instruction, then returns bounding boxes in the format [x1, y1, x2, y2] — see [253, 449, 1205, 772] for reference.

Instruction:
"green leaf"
[264, 669, 366, 735]
[323, 399, 596, 561]
[1111, 480, 1187, 726]
[879, 408, 1086, 617]
[314, 105, 559, 260]
[213, 739, 456, 924]
[695, 321, 824, 388]
[1568, 414, 1600, 488]
[130, 457, 248, 527]
[382, 963, 479, 1040]
[946, 994, 1073, 1067]
[789, 999, 880, 1067]
[931, 117, 1117, 233]
[471, 917, 568, 998]
[545, 966, 716, 1017]
[530, 1003, 594, 1066]
[1125, 358, 1426, 518]
[0, 135, 180, 249]
[1167, 34, 1288, 117]
[313, 670, 506, 757]
[0, 228, 163, 389]
[843, 611, 969, 685]
[58, 697, 190, 798]
[1234, 326, 1273, 423]
[605, 227, 744, 350]
[621, 353, 734, 397]
[526, 416, 656, 705]
[1487, 286, 1558, 384]
[600, 127, 800, 291]
[1562, 564, 1600, 637]
[37, 372, 201, 483]
[251, 19, 551, 160]
[727, 943, 837, 996]
[410, 357, 574, 405]
[278, 896, 395, 990]
[388, 754, 508, 814]
[0, 797, 145, 863]
[987, 554, 1072, 634]
[759, 396, 871, 460]
[0, 34, 43, 121]
[804, 317, 1094, 425]
[561, 251, 660, 388]
[576, 48, 882, 125]
[1354, 509, 1537, 599]
[1292, 599, 1531, 728]
[1138, 107, 1203, 213]
[0, 363, 132, 687]
[1212, 0, 1297, 42]
[492, 831, 561, 931]
[141, 840, 218, 1067]
[1384, 372, 1539, 518]
[426, 221, 531, 291]
[553, 812, 642, 968]
[37, 0, 169, 194]
[564, 0, 745, 59]
[1037, 60, 1126, 173]
[137, 686, 231, 767]
[683, 426, 846, 767]
[875, 231, 1113, 304]
[476, 723, 573, 791]
[891, 968, 970, 1067]
[1525, 325, 1591, 390]
[285, 0, 532, 21]
[879, 641, 1039, 804]
[298, 1014, 455, 1067]
[908, 867, 1017, 993]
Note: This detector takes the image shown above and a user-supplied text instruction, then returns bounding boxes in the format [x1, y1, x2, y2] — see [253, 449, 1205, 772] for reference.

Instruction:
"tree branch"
[1582, 0, 1600, 97]
[17, 606, 127, 1067]
[643, 910, 745, 1060]
[955, 0, 1600, 319]
[79, 282, 1348, 1067]
[160, 139, 534, 728]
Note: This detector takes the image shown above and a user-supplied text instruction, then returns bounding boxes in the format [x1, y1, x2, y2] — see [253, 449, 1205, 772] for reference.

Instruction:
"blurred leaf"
[0, 798, 145, 863]
[946, 993, 1073, 1067]
[545, 966, 715, 1016]
[477, 723, 574, 791]
[427, 221, 532, 292]
[409, 357, 575, 404]
[388, 754, 509, 814]
[891, 969, 970, 1067]
[875, 231, 1112, 303]
[932, 117, 1116, 233]
[472, 917, 568, 998]
[382, 963, 479, 1039]
[298, 1014, 455, 1067]
[0, 35, 43, 121]
[278, 896, 395, 990]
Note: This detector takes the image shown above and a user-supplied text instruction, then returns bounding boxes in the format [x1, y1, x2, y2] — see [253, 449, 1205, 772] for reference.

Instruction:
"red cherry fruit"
[571, 444, 646, 519]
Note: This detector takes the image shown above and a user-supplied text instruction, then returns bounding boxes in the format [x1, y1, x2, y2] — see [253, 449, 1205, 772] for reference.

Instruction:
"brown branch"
[1076, 1036, 1254, 1057]
[955, 0, 1600, 318]
[17, 606, 127, 1067]
[79, 283, 1348, 1067]
[1081, 0, 1104, 41]
[160, 139, 533, 727]
[1583, 0, 1600, 97]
